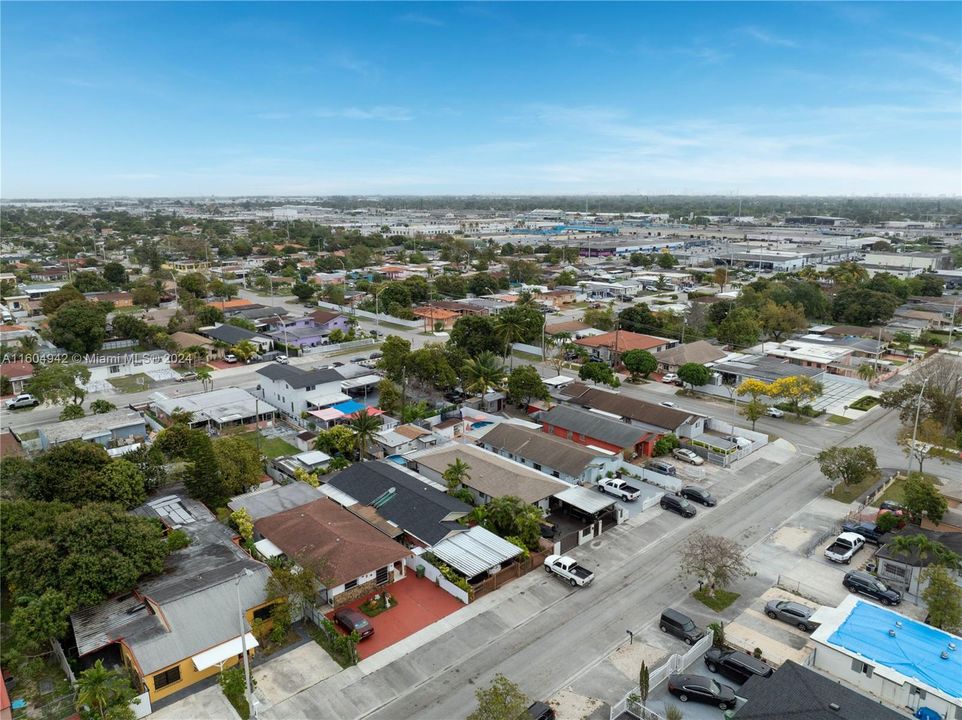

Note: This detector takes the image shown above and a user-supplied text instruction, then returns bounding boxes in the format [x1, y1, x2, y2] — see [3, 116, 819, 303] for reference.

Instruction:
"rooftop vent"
[895, 620, 903, 628]
[888, 629, 897, 637]
[829, 703, 840, 711]
[949, 643, 957, 652]
[941, 651, 950, 660]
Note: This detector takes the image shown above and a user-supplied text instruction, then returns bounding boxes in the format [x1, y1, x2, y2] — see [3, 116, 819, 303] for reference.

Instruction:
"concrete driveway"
[253, 641, 342, 707]
[148, 683, 238, 720]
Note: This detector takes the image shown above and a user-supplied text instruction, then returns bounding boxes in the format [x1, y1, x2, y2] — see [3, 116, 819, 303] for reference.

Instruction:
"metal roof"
[431, 525, 521, 577]
[554, 485, 617, 515]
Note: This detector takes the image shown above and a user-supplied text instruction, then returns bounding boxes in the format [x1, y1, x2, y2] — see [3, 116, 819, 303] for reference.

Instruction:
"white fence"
[313, 301, 422, 329]
[618, 462, 682, 493]
[511, 342, 545, 358]
[300, 338, 376, 356]
[130, 691, 152, 719]
[610, 631, 714, 720]
[404, 554, 470, 604]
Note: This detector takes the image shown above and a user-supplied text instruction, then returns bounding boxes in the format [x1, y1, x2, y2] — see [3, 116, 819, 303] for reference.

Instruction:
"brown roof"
[652, 340, 727, 367]
[169, 331, 213, 349]
[394, 424, 430, 440]
[480, 424, 606, 478]
[0, 431, 23, 458]
[575, 331, 672, 352]
[0, 361, 34, 380]
[545, 320, 592, 336]
[413, 306, 458, 320]
[562, 384, 701, 431]
[310, 308, 345, 325]
[254, 499, 410, 588]
[207, 299, 256, 310]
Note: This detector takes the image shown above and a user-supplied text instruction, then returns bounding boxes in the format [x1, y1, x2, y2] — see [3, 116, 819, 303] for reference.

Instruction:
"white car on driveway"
[662, 373, 679, 383]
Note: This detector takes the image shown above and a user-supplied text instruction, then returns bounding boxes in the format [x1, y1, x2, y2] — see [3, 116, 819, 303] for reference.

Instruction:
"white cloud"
[397, 12, 444, 27]
[312, 106, 413, 121]
[739, 25, 799, 48]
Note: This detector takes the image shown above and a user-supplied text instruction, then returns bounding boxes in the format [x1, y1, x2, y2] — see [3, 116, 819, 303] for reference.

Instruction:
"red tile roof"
[0, 361, 33, 379]
[575, 330, 671, 352]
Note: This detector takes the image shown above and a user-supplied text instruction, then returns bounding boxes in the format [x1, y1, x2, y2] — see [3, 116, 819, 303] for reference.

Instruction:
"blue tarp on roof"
[332, 400, 366, 415]
[829, 601, 962, 699]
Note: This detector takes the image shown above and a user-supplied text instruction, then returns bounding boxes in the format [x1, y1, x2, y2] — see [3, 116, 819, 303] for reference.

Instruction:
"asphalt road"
[260, 407, 906, 720]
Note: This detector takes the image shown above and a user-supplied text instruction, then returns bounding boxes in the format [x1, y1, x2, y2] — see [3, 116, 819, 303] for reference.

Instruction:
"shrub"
[653, 434, 680, 456]
[708, 621, 726, 649]
[166, 529, 191, 551]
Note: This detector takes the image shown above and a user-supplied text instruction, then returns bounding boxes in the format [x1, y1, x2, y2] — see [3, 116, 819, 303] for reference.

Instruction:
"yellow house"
[70, 496, 276, 705]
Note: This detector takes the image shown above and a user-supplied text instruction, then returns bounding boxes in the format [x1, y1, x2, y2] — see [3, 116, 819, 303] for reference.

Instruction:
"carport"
[547, 485, 621, 553]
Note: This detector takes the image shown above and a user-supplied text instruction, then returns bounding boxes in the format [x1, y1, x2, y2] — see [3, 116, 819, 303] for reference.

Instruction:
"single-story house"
[150, 387, 274, 430]
[265, 450, 333, 483]
[70, 496, 274, 704]
[561, 383, 706, 439]
[413, 306, 459, 332]
[321, 460, 470, 548]
[201, 323, 273, 353]
[652, 339, 728, 373]
[736, 659, 905, 720]
[538, 404, 659, 458]
[373, 424, 439, 457]
[309, 309, 351, 335]
[429, 525, 522, 582]
[254, 498, 412, 607]
[228, 482, 324, 521]
[168, 331, 215, 359]
[0, 360, 33, 394]
[574, 330, 675, 364]
[478, 422, 620, 484]
[874, 529, 962, 597]
[39, 408, 148, 452]
[408, 443, 569, 511]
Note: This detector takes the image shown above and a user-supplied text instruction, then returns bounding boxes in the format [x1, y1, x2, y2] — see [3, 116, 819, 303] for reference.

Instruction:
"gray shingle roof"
[326, 461, 470, 546]
[539, 404, 650, 448]
[202, 323, 258, 345]
[737, 660, 905, 720]
[256, 363, 344, 388]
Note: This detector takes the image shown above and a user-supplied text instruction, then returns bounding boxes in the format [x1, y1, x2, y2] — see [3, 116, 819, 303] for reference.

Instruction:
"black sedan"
[333, 607, 374, 639]
[680, 486, 716, 507]
[667, 674, 736, 711]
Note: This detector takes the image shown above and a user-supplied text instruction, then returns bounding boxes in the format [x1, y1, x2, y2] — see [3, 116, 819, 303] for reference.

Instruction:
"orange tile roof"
[575, 330, 670, 352]
[413, 306, 458, 320]
[0, 361, 34, 379]
[206, 299, 255, 310]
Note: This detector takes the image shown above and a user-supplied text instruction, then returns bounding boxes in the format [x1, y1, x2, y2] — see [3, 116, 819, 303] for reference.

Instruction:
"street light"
[905, 375, 931, 477]
[273, 314, 290, 356]
[235, 568, 256, 719]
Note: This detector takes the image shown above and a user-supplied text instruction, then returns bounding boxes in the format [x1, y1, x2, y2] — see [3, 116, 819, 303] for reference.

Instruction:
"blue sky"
[2, 2, 960, 197]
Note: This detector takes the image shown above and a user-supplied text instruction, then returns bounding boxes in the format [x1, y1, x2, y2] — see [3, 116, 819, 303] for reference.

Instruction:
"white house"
[809, 595, 962, 719]
[254, 363, 348, 419]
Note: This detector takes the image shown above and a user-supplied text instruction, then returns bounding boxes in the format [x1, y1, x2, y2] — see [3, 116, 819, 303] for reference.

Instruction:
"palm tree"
[462, 351, 506, 397]
[349, 410, 383, 460]
[17, 335, 38, 354]
[75, 659, 132, 720]
[442, 459, 471, 490]
[183, 345, 207, 369]
[495, 317, 526, 368]
[231, 340, 258, 363]
[196, 367, 213, 392]
[857, 364, 878, 383]
[888, 534, 961, 570]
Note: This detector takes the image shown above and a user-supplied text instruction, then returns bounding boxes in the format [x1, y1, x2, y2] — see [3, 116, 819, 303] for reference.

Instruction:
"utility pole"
[235, 570, 256, 719]
[905, 376, 931, 477]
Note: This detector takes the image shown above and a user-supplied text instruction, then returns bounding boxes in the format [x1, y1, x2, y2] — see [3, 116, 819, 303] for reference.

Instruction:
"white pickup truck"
[5, 393, 39, 409]
[597, 477, 642, 502]
[545, 555, 595, 587]
[824, 532, 865, 564]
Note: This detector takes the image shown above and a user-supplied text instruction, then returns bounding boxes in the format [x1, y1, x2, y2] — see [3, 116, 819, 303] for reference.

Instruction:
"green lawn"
[825, 471, 882, 504]
[828, 415, 853, 425]
[849, 396, 879, 411]
[236, 431, 298, 458]
[872, 472, 940, 508]
[108, 373, 155, 393]
[693, 588, 740, 612]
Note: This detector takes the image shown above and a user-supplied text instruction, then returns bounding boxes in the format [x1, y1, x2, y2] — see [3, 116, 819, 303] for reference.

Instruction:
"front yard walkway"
[327, 574, 464, 659]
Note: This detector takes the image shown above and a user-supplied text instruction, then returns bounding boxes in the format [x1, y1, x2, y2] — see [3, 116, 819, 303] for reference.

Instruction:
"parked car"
[660, 401, 676, 407]
[275, 354, 289, 364]
[672, 448, 704, 465]
[679, 486, 716, 507]
[369, 351, 383, 360]
[704, 648, 774, 685]
[176, 372, 198, 383]
[764, 599, 820, 631]
[350, 357, 366, 363]
[824, 531, 865, 564]
[544, 555, 594, 587]
[224, 353, 238, 363]
[597, 477, 641, 501]
[879, 500, 904, 513]
[660, 609, 706, 645]
[646, 460, 677, 476]
[662, 373, 679, 383]
[766, 407, 784, 418]
[526, 701, 555, 720]
[843, 570, 902, 605]
[333, 607, 374, 639]
[660, 494, 697, 518]
[841, 521, 889, 546]
[667, 674, 736, 711]
[5, 393, 39, 409]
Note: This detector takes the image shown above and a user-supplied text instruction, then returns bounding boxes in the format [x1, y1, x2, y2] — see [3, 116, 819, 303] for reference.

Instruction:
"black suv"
[843, 570, 902, 605]
[680, 486, 716, 507]
[841, 521, 888, 546]
[659, 608, 706, 645]
[661, 494, 697, 518]
[704, 648, 774, 685]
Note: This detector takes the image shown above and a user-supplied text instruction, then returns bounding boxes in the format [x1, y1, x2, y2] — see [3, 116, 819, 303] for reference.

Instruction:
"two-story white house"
[254, 363, 348, 420]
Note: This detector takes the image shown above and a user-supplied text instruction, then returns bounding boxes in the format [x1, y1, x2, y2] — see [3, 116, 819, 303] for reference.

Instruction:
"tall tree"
[348, 411, 383, 459]
[579, 360, 620, 388]
[462, 351, 506, 396]
[75, 659, 137, 720]
[758, 301, 807, 341]
[817, 446, 878, 494]
[768, 375, 822, 417]
[922, 565, 962, 634]
[716, 307, 761, 348]
[902, 472, 948, 525]
[466, 674, 529, 720]
[677, 363, 711, 389]
[377, 335, 412, 383]
[897, 418, 944, 474]
[49, 300, 109, 353]
[621, 349, 657, 380]
[506, 365, 549, 407]
[680, 533, 752, 598]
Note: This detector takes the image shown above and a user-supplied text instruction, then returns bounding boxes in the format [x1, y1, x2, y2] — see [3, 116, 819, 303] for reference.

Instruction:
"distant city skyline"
[2, 2, 960, 198]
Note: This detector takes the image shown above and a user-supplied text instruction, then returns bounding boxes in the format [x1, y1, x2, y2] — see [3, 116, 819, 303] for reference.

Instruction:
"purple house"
[310, 309, 351, 335]
[268, 310, 351, 350]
